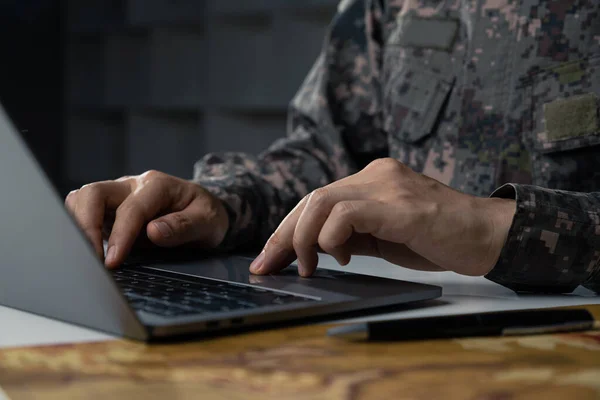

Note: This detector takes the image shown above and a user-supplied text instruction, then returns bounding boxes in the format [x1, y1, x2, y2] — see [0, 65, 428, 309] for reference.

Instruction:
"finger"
[249, 169, 368, 275]
[318, 200, 413, 249]
[106, 179, 177, 268]
[252, 184, 366, 277]
[293, 185, 368, 276]
[147, 195, 222, 248]
[318, 200, 443, 271]
[249, 197, 308, 275]
[64, 189, 78, 213]
[71, 182, 130, 260]
[102, 209, 116, 240]
[318, 232, 379, 266]
[315, 201, 373, 273]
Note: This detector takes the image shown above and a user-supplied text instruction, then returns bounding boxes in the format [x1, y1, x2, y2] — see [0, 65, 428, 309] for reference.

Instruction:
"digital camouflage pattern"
[194, 0, 600, 294]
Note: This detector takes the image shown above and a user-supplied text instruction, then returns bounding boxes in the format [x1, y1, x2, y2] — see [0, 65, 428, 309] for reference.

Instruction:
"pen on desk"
[327, 308, 599, 341]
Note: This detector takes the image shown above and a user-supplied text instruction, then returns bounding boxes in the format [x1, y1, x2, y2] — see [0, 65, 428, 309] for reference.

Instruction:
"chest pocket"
[382, 14, 457, 158]
[383, 55, 454, 143]
[519, 54, 600, 191]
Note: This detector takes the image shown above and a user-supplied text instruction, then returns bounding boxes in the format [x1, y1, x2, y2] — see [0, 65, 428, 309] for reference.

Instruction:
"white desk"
[1, 255, 598, 348]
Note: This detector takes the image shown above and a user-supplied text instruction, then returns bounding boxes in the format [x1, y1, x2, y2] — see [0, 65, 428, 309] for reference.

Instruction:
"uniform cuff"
[193, 180, 255, 252]
[484, 184, 584, 293]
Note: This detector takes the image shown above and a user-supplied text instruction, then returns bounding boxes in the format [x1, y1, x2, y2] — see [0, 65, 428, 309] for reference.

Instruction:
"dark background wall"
[0, 0, 63, 188]
[0, 1, 338, 196]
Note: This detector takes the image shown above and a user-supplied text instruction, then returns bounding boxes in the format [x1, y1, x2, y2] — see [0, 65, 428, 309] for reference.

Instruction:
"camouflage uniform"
[194, 0, 600, 294]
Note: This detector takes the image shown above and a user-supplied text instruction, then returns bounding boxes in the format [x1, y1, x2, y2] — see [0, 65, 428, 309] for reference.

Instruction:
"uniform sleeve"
[485, 184, 600, 294]
[193, 0, 387, 251]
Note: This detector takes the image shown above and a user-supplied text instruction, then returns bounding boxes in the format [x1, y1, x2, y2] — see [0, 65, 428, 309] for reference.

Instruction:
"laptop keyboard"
[111, 267, 316, 318]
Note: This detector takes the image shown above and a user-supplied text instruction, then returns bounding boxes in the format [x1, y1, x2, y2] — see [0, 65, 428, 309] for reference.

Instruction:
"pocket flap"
[384, 63, 454, 143]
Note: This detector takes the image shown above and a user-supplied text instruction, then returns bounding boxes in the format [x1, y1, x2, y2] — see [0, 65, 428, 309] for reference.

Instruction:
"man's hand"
[250, 158, 516, 277]
[65, 170, 229, 268]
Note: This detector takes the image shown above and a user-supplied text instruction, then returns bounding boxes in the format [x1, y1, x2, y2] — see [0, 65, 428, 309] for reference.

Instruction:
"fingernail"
[105, 245, 117, 266]
[154, 221, 172, 238]
[250, 251, 265, 273]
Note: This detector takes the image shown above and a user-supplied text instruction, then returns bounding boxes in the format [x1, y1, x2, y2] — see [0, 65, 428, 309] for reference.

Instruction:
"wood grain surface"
[1, 306, 599, 400]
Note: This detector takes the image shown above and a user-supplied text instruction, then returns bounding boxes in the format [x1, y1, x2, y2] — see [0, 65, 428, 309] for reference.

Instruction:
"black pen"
[327, 308, 599, 341]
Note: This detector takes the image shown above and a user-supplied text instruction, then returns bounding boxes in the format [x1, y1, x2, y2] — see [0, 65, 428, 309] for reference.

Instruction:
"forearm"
[486, 184, 600, 294]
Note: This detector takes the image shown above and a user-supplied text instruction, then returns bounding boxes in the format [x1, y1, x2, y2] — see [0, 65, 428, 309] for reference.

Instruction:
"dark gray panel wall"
[65, 0, 336, 188]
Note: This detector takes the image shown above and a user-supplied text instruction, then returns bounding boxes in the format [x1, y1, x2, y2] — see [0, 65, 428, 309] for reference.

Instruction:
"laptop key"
[112, 267, 316, 317]
[129, 299, 148, 309]
[235, 301, 258, 309]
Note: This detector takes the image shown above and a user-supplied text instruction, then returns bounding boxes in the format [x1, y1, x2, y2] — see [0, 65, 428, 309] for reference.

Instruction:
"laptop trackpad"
[143, 256, 357, 301]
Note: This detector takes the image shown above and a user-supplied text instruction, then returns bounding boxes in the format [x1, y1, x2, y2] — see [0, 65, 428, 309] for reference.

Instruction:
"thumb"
[146, 199, 225, 248]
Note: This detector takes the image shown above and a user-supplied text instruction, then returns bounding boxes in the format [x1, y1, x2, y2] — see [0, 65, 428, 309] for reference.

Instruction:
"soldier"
[66, 0, 600, 294]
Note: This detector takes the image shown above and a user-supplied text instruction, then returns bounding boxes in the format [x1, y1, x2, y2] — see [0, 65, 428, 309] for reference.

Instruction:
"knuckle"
[291, 233, 306, 251]
[79, 183, 102, 197]
[267, 231, 284, 248]
[65, 190, 78, 206]
[368, 157, 403, 173]
[115, 175, 137, 191]
[300, 193, 311, 205]
[308, 187, 330, 207]
[116, 175, 133, 182]
[332, 201, 356, 217]
[141, 169, 164, 181]
[318, 235, 338, 254]
[140, 170, 175, 196]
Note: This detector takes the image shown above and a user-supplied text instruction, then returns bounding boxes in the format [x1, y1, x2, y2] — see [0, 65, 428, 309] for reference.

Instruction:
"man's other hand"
[65, 170, 229, 268]
[250, 158, 516, 277]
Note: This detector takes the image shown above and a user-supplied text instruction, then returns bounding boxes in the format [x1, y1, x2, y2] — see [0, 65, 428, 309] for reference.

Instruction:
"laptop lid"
[0, 105, 148, 341]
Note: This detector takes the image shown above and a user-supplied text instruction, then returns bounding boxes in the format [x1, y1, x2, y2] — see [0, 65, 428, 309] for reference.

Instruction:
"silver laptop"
[0, 105, 441, 341]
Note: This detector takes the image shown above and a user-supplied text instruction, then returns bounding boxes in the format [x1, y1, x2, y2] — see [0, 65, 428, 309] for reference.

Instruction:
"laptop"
[0, 105, 442, 341]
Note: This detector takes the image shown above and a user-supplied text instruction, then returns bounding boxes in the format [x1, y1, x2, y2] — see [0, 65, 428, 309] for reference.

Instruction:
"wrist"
[483, 197, 517, 275]
[192, 181, 233, 249]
